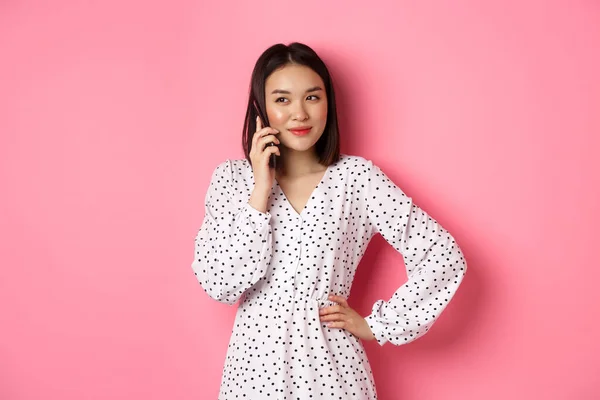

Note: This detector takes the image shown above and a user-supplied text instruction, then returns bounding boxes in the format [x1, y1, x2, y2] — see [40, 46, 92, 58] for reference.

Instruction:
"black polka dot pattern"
[192, 154, 467, 399]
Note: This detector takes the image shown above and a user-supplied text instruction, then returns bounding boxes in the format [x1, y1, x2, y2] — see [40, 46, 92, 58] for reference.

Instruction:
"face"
[264, 64, 328, 154]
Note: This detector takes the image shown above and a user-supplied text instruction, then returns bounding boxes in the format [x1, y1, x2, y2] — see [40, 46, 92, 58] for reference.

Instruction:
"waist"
[244, 290, 347, 308]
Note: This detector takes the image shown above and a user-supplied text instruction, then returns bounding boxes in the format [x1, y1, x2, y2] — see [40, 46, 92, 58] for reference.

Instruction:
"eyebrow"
[270, 86, 324, 95]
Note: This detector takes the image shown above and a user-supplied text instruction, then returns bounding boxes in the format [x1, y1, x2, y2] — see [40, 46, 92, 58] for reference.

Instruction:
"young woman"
[192, 42, 467, 399]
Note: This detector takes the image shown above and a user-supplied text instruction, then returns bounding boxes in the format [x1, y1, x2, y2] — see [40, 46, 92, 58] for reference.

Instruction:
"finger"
[328, 295, 349, 307]
[264, 144, 280, 157]
[319, 305, 342, 315]
[319, 313, 347, 322]
[251, 117, 264, 150]
[326, 321, 346, 329]
[257, 145, 280, 164]
[256, 115, 262, 131]
[258, 132, 280, 144]
[258, 134, 280, 149]
[257, 127, 279, 136]
[251, 128, 278, 155]
[254, 128, 279, 145]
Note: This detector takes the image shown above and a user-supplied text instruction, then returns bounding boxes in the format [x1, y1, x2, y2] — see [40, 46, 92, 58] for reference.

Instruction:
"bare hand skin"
[250, 116, 280, 190]
[248, 116, 280, 213]
[319, 295, 376, 341]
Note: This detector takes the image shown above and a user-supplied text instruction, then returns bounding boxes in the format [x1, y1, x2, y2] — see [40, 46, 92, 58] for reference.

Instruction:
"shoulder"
[329, 154, 380, 193]
[336, 153, 377, 173]
[336, 154, 397, 190]
[210, 158, 249, 172]
[222, 158, 251, 174]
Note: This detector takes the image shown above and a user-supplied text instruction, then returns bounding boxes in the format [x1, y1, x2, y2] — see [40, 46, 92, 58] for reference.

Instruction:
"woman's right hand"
[249, 116, 280, 192]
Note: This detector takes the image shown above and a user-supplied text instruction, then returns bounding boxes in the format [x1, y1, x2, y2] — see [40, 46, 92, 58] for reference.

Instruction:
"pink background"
[1, 1, 599, 399]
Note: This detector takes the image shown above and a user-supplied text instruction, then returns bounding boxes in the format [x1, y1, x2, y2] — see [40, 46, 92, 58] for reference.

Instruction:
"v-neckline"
[275, 164, 332, 218]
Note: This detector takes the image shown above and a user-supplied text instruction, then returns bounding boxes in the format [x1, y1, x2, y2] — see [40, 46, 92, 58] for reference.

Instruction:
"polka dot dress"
[192, 154, 467, 399]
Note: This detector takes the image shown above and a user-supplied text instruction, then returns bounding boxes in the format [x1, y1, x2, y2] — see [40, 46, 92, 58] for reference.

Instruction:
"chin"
[283, 137, 322, 152]
[283, 144, 315, 153]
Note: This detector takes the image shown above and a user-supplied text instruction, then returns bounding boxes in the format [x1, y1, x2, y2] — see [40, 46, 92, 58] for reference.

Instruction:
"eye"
[307, 95, 320, 101]
[275, 97, 289, 103]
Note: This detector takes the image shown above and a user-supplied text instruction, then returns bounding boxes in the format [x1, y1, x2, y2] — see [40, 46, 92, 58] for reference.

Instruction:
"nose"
[292, 103, 309, 121]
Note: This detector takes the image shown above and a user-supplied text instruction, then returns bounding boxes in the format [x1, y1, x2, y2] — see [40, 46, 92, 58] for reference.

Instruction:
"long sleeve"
[191, 160, 274, 305]
[362, 160, 467, 346]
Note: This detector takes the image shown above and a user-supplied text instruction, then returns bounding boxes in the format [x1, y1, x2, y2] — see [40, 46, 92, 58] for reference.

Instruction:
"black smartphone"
[253, 101, 277, 169]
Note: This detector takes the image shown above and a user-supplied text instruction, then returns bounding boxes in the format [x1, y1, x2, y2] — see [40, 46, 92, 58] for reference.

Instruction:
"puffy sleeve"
[191, 160, 274, 305]
[362, 160, 467, 346]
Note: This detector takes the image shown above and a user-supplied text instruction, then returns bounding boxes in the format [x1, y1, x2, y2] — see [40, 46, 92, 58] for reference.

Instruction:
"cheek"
[266, 107, 287, 126]
[314, 102, 328, 124]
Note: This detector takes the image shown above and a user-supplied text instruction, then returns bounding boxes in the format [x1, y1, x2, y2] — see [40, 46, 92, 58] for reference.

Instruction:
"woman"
[192, 42, 467, 399]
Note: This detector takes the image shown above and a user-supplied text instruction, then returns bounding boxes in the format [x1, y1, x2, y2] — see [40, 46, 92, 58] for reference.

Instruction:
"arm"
[362, 160, 467, 346]
[191, 160, 274, 305]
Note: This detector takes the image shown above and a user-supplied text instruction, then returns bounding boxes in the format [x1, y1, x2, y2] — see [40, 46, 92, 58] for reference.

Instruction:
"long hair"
[242, 42, 340, 168]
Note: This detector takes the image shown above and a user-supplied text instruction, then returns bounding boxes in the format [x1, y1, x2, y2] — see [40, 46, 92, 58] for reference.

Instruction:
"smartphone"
[253, 101, 277, 169]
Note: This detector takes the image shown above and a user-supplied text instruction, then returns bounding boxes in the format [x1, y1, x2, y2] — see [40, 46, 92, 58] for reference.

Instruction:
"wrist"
[249, 188, 270, 213]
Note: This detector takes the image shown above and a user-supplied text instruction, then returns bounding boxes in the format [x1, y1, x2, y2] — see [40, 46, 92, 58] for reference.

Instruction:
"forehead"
[265, 64, 324, 92]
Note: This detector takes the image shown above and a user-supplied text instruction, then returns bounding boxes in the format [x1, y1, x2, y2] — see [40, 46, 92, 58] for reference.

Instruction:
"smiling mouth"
[289, 127, 312, 136]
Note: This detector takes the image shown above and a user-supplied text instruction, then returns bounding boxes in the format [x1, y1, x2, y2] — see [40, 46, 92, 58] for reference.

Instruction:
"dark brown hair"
[242, 42, 340, 168]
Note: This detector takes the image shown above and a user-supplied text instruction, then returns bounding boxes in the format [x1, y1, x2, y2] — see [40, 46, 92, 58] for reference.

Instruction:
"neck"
[277, 147, 323, 178]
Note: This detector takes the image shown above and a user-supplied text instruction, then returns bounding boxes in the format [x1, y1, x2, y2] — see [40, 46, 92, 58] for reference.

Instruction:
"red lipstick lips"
[289, 126, 312, 136]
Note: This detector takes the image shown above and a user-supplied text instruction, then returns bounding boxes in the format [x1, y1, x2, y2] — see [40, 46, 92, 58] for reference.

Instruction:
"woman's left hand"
[319, 295, 376, 341]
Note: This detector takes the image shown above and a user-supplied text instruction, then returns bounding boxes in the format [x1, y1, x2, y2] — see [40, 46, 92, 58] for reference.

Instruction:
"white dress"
[192, 154, 467, 399]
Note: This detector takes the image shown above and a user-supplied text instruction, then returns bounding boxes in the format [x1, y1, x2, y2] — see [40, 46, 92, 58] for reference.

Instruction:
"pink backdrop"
[1, 1, 599, 399]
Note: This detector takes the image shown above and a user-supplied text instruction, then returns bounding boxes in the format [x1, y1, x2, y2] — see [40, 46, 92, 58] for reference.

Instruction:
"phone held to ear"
[254, 101, 277, 169]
